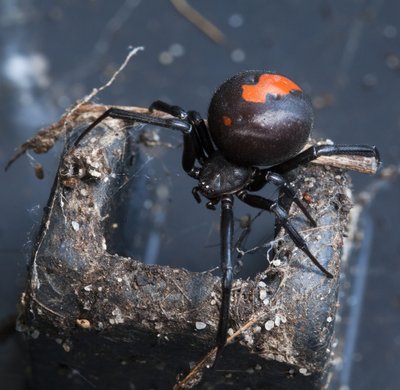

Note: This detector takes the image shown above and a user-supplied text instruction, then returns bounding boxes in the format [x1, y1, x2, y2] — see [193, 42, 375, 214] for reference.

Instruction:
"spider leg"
[150, 100, 216, 159]
[73, 107, 191, 147]
[187, 110, 216, 157]
[149, 101, 207, 163]
[270, 144, 380, 174]
[149, 100, 188, 119]
[192, 186, 202, 203]
[215, 195, 234, 359]
[72, 107, 203, 176]
[249, 170, 316, 227]
[237, 190, 333, 278]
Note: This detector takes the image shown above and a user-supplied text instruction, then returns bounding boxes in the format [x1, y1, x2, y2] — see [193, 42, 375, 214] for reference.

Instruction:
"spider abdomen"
[207, 70, 314, 167]
[198, 153, 252, 199]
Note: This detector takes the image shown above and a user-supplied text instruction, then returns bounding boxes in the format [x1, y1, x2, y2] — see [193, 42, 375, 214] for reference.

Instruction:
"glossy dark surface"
[198, 152, 252, 198]
[208, 71, 313, 166]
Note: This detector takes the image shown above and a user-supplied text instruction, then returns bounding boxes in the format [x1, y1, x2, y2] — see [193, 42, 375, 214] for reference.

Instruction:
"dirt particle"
[265, 320, 275, 331]
[76, 319, 91, 329]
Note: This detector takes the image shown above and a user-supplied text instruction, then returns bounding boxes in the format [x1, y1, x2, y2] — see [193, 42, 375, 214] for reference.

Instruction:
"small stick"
[173, 315, 259, 389]
[170, 0, 225, 44]
[5, 46, 144, 171]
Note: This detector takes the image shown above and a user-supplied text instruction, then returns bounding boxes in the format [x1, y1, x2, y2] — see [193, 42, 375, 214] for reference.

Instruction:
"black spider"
[73, 70, 380, 358]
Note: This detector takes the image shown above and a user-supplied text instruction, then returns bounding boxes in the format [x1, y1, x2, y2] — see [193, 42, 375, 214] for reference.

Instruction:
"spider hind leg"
[237, 190, 333, 278]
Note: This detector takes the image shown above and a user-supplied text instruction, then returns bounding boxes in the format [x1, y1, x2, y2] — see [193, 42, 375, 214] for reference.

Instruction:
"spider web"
[114, 123, 279, 278]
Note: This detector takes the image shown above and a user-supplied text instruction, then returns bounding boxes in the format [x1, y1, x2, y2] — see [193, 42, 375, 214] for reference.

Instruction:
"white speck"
[271, 259, 281, 267]
[111, 307, 125, 324]
[31, 329, 40, 339]
[228, 14, 244, 28]
[259, 289, 267, 300]
[327, 316, 333, 323]
[265, 320, 275, 331]
[88, 169, 102, 178]
[102, 238, 107, 251]
[71, 221, 80, 231]
[195, 321, 207, 330]
[257, 281, 266, 288]
[62, 342, 71, 352]
[169, 43, 185, 57]
[231, 48, 246, 63]
[253, 325, 262, 333]
[116, 277, 123, 283]
[84, 285, 93, 292]
[263, 298, 270, 305]
[80, 189, 88, 196]
[227, 328, 234, 336]
[275, 316, 281, 327]
[159, 51, 174, 65]
[299, 367, 312, 376]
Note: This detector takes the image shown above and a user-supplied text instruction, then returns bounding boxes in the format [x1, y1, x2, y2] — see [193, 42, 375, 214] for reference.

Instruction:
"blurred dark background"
[0, 0, 399, 389]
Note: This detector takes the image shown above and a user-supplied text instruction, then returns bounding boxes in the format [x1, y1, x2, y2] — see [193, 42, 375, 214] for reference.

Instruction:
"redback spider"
[73, 70, 380, 359]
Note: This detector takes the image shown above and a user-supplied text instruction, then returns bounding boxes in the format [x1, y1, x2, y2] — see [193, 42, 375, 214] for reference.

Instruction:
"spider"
[73, 70, 380, 358]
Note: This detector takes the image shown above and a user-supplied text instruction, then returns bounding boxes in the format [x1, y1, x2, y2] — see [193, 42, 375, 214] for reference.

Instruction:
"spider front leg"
[270, 144, 380, 174]
[150, 100, 215, 157]
[215, 195, 235, 358]
[237, 190, 333, 278]
[71, 106, 206, 177]
[73, 107, 191, 147]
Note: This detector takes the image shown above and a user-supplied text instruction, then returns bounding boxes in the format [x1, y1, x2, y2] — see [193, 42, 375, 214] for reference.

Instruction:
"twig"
[62, 46, 144, 135]
[174, 315, 259, 389]
[170, 0, 225, 44]
[5, 46, 144, 171]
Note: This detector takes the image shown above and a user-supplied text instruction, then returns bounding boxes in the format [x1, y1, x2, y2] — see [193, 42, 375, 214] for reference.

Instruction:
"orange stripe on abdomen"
[241, 74, 302, 103]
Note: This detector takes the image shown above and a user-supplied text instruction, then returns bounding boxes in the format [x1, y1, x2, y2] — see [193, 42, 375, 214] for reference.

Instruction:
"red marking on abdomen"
[241, 74, 302, 103]
[223, 116, 232, 126]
